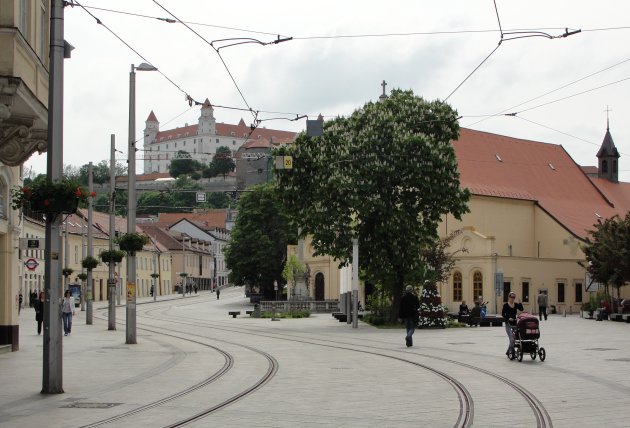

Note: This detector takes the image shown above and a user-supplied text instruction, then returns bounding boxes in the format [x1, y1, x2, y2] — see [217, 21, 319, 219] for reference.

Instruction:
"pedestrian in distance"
[62, 290, 75, 336]
[502, 292, 524, 357]
[34, 292, 44, 335]
[398, 285, 420, 347]
[537, 290, 548, 320]
[193, 285, 198, 294]
[216, 288, 220, 300]
[18, 292, 23, 314]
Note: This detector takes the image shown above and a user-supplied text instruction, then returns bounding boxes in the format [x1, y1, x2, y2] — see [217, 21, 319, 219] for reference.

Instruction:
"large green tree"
[583, 212, 630, 298]
[275, 89, 470, 318]
[225, 183, 296, 297]
[203, 146, 235, 180]
[169, 150, 203, 178]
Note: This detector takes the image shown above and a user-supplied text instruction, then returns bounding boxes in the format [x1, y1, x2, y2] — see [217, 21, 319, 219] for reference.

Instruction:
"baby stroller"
[510, 312, 546, 362]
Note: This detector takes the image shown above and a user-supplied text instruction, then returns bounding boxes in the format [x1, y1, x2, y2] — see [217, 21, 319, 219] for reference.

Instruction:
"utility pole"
[63, 220, 69, 290]
[42, 0, 65, 394]
[108, 135, 116, 330]
[352, 237, 359, 328]
[80, 223, 86, 311]
[127, 65, 137, 344]
[86, 162, 93, 325]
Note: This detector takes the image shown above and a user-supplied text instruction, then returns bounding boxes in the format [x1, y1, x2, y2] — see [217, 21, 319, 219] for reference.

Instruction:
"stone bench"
[228, 311, 241, 318]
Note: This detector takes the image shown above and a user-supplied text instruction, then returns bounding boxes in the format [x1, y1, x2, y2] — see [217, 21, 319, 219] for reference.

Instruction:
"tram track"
[143, 298, 552, 428]
[84, 308, 278, 428]
[139, 304, 473, 428]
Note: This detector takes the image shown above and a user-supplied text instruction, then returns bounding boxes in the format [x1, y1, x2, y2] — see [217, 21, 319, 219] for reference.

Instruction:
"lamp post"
[127, 62, 157, 345]
[108, 134, 116, 330]
[181, 234, 188, 297]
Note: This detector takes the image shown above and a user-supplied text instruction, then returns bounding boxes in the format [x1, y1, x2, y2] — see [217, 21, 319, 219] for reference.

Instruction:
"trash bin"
[254, 303, 261, 318]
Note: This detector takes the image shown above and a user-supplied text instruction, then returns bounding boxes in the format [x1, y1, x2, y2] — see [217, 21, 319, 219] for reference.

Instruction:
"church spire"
[596, 115, 620, 183]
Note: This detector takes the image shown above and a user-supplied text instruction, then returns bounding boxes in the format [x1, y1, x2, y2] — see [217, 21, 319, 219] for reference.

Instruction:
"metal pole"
[108, 135, 116, 330]
[352, 237, 359, 328]
[42, 0, 64, 394]
[86, 162, 93, 325]
[63, 220, 69, 290]
[126, 64, 137, 344]
[152, 250, 157, 301]
[181, 236, 186, 297]
[80, 223, 85, 311]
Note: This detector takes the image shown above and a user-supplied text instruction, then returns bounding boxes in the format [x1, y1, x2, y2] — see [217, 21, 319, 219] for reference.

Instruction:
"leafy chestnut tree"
[275, 89, 469, 319]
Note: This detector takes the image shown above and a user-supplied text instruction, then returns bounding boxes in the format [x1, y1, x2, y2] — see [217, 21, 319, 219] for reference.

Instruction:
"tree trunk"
[389, 273, 405, 322]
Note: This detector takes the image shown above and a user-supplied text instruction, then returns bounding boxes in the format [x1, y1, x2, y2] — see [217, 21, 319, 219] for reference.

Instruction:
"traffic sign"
[19, 238, 44, 250]
[274, 280, 278, 291]
[24, 258, 39, 271]
[196, 192, 206, 203]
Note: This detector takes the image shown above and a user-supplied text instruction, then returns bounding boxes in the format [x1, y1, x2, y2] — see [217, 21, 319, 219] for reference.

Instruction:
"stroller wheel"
[517, 350, 524, 362]
[538, 347, 546, 362]
[531, 352, 537, 360]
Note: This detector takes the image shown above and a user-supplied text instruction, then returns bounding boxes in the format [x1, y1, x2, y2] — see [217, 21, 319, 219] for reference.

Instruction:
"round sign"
[273, 280, 278, 291]
[24, 258, 39, 271]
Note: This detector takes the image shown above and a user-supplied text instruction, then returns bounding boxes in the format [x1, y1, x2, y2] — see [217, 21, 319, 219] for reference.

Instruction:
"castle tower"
[144, 111, 159, 173]
[596, 120, 620, 183]
[199, 98, 216, 135]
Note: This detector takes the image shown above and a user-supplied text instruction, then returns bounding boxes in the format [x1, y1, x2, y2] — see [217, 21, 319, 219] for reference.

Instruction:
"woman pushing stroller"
[502, 292, 523, 358]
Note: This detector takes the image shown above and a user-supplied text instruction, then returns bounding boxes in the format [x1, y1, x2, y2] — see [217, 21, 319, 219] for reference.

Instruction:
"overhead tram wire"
[71, 4, 629, 40]
[151, 0, 292, 122]
[464, 56, 630, 128]
[444, 0, 580, 102]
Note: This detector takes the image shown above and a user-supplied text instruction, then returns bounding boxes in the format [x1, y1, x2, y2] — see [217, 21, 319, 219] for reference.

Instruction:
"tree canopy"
[225, 183, 296, 297]
[583, 212, 630, 297]
[275, 89, 470, 315]
[169, 150, 203, 178]
[203, 146, 235, 180]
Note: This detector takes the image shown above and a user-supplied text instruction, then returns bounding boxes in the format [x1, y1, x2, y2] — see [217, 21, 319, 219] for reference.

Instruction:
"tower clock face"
[148, 123, 155, 128]
[202, 109, 210, 117]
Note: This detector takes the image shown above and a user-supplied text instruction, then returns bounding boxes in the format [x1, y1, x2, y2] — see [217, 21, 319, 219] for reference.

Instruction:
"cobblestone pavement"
[1, 287, 629, 427]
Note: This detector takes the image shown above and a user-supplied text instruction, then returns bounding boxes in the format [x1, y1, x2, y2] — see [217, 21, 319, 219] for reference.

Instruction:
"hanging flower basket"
[150, 273, 160, 279]
[179, 272, 189, 278]
[62, 268, 74, 277]
[10, 179, 93, 215]
[100, 249, 126, 264]
[81, 256, 99, 270]
[116, 233, 149, 255]
[77, 273, 88, 281]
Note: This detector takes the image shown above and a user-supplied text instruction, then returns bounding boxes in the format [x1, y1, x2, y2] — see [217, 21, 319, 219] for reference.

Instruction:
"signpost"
[24, 258, 40, 271]
[196, 192, 206, 203]
[20, 238, 45, 249]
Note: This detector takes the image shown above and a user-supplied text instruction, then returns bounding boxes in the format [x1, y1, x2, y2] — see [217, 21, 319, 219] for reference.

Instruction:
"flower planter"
[81, 256, 99, 270]
[117, 233, 149, 255]
[100, 250, 125, 264]
[11, 179, 92, 217]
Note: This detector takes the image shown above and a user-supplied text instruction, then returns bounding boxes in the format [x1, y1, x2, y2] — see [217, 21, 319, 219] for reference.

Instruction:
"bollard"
[563, 307, 566, 317]
[254, 303, 261, 318]
[346, 291, 352, 324]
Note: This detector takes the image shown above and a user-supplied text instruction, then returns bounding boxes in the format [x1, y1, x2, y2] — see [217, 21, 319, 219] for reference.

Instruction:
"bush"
[362, 313, 387, 326]
[260, 310, 311, 318]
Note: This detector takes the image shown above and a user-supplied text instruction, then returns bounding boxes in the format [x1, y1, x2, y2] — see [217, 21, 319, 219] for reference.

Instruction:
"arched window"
[453, 271, 462, 301]
[473, 271, 483, 301]
[602, 160, 608, 173]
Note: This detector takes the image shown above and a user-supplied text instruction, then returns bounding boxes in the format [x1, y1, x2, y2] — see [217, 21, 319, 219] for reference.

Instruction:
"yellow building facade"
[0, 0, 49, 350]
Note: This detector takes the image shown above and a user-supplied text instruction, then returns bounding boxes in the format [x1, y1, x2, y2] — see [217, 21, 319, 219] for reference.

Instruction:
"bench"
[228, 311, 241, 318]
[246, 310, 254, 316]
[468, 315, 504, 327]
[333, 313, 348, 322]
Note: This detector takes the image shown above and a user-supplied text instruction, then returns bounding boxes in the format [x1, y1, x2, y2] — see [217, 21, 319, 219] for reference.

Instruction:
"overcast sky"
[25, 0, 630, 182]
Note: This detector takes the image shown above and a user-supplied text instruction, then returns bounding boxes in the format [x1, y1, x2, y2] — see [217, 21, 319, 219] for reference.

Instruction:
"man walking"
[537, 290, 548, 321]
[398, 285, 420, 347]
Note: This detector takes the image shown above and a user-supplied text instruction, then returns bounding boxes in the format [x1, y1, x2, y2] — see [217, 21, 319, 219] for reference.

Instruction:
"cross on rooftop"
[604, 105, 612, 130]
[381, 80, 387, 96]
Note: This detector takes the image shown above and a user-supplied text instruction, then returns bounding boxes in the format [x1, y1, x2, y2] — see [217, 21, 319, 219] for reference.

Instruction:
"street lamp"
[181, 234, 188, 297]
[127, 62, 157, 345]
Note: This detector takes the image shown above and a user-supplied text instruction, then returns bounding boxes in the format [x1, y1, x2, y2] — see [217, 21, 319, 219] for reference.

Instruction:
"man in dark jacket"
[399, 285, 420, 347]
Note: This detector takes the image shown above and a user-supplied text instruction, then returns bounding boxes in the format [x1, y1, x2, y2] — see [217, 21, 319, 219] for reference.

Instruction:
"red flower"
[76, 188, 82, 197]
[90, 191, 96, 197]
[44, 199, 50, 206]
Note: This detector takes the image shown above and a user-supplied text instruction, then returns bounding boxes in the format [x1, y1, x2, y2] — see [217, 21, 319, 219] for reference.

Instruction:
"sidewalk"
[1, 288, 630, 427]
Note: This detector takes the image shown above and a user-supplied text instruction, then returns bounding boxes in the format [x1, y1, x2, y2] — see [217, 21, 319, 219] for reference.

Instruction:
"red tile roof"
[588, 178, 630, 215]
[116, 173, 172, 183]
[147, 111, 158, 122]
[581, 166, 598, 175]
[151, 121, 296, 143]
[454, 128, 623, 239]
[158, 210, 229, 229]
